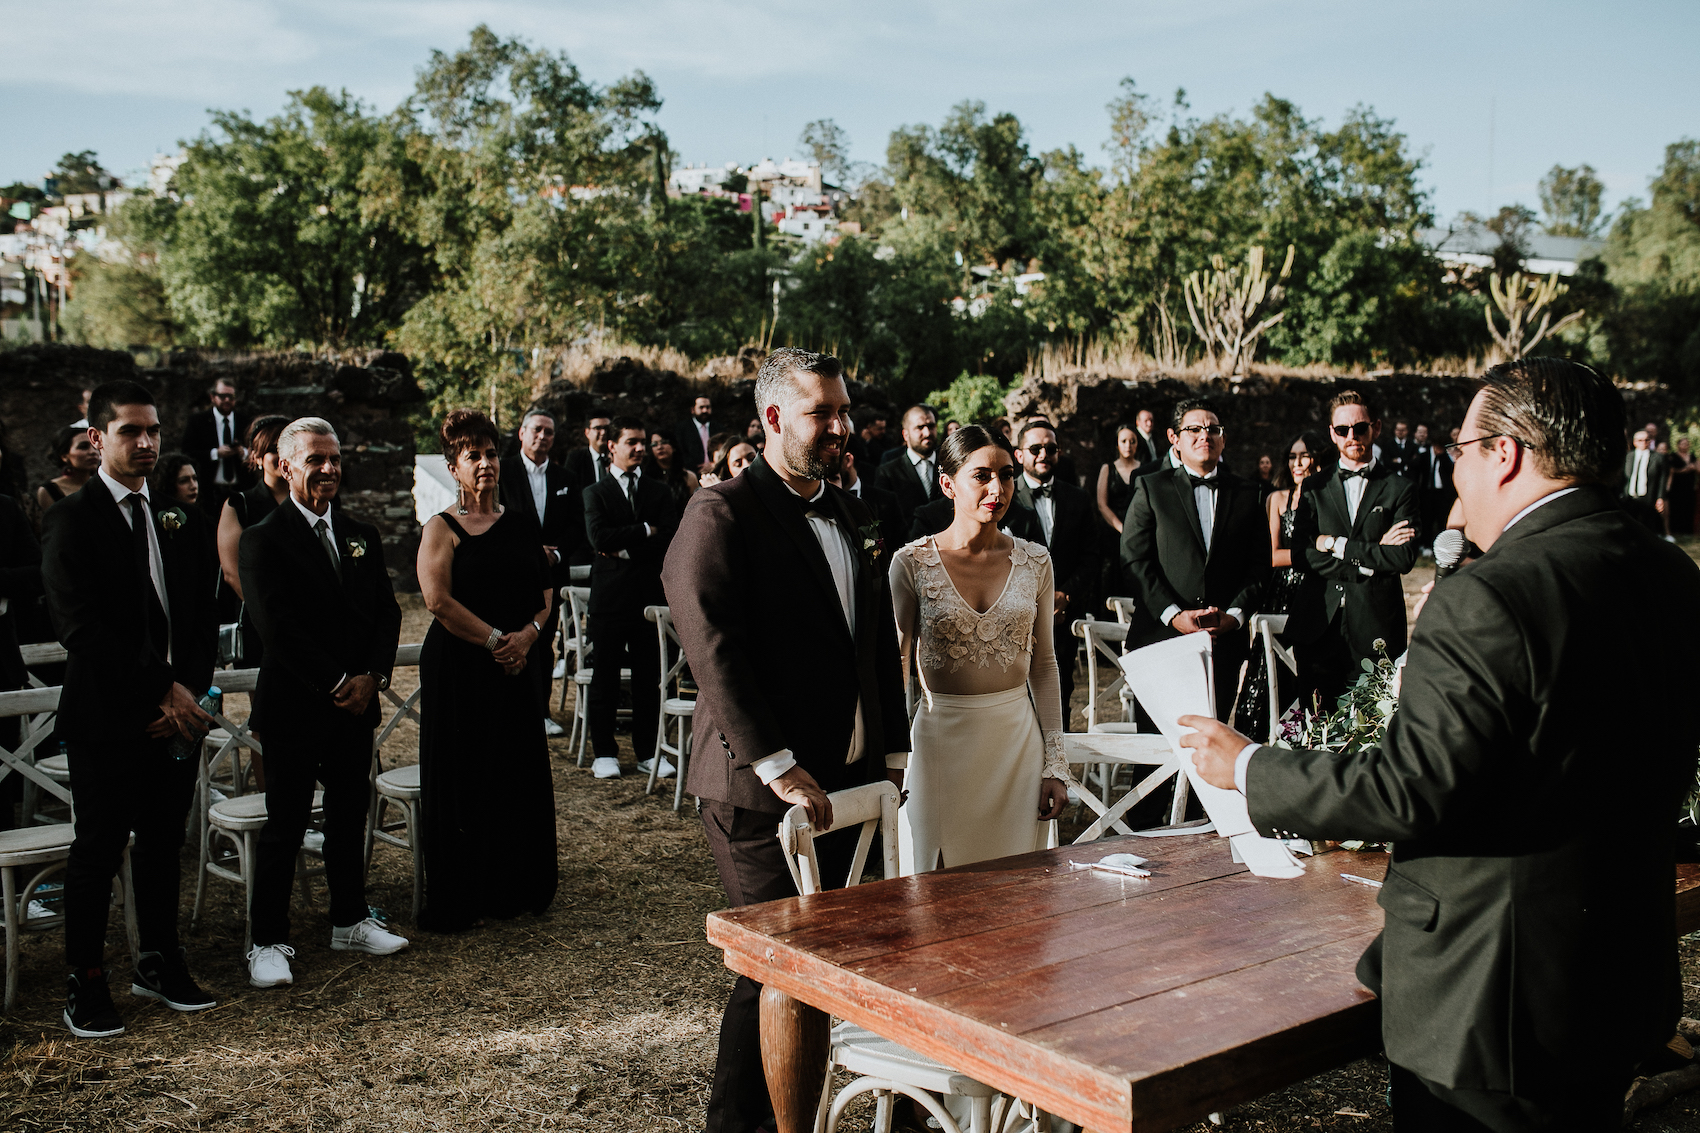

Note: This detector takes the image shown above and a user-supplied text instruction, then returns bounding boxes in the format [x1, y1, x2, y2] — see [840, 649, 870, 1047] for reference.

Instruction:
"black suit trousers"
[251, 717, 373, 944]
[1388, 1062, 1626, 1133]
[64, 738, 196, 968]
[589, 608, 660, 761]
[699, 799, 858, 1133]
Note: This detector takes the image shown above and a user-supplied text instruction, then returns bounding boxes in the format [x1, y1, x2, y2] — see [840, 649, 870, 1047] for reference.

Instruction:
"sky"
[3, 0, 1696, 226]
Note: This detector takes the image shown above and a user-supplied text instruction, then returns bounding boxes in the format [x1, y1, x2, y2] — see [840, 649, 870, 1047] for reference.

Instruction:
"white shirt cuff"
[1225, 607, 1243, 627]
[1358, 566, 1375, 577]
[752, 752, 796, 784]
[1330, 538, 1347, 560]
[1160, 604, 1182, 628]
[209, 446, 221, 461]
[642, 522, 652, 536]
[1233, 742, 1260, 795]
[886, 751, 909, 769]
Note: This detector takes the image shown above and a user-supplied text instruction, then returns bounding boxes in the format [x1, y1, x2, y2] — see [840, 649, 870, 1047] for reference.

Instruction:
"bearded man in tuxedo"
[1183, 357, 1700, 1133]
[663, 348, 908, 1133]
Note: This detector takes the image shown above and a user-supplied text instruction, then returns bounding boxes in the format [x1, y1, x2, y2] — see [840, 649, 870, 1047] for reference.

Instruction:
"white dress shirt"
[1330, 459, 1379, 578]
[523, 454, 550, 518]
[210, 408, 239, 485]
[609, 465, 652, 558]
[694, 418, 711, 459]
[1023, 472, 1055, 543]
[1431, 450, 1448, 490]
[907, 447, 936, 493]
[1630, 448, 1651, 497]
[101, 468, 172, 657]
[1232, 486, 1578, 796]
[752, 479, 862, 785]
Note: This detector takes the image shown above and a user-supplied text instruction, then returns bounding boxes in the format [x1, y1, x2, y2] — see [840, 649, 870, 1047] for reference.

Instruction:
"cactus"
[1182, 243, 1295, 375]
[1483, 270, 1584, 362]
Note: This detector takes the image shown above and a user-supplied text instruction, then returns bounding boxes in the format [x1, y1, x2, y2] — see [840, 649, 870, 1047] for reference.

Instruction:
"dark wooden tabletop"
[708, 833, 1393, 1132]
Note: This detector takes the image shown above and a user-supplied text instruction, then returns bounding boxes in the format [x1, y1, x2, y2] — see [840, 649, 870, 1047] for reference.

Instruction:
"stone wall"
[0, 344, 425, 589]
[1005, 369, 1678, 485]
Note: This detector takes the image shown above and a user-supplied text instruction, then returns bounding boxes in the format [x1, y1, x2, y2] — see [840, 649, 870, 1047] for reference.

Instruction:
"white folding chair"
[779, 783, 1048, 1133]
[562, 586, 631, 766]
[1104, 595, 1138, 625]
[1248, 613, 1299, 742]
[1060, 732, 1191, 843]
[2, 825, 140, 1014]
[642, 606, 693, 811]
[1072, 619, 1139, 734]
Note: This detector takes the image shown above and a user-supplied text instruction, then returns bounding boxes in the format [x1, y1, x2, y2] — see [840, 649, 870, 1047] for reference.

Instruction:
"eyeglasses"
[1331, 422, 1372, 439]
[1177, 424, 1224, 438]
[1442, 433, 1519, 459]
[1025, 443, 1058, 456]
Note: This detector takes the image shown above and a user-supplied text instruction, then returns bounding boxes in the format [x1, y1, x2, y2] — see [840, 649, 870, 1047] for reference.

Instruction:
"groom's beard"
[783, 432, 843, 482]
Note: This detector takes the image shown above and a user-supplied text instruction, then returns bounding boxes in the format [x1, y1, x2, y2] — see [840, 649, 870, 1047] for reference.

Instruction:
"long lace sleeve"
[1025, 548, 1069, 780]
[887, 544, 920, 769]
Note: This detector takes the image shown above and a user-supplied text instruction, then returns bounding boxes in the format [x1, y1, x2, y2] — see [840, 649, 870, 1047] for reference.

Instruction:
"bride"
[889, 424, 1070, 873]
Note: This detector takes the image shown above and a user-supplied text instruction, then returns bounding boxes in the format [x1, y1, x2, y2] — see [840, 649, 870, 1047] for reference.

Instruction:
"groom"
[663, 348, 909, 1133]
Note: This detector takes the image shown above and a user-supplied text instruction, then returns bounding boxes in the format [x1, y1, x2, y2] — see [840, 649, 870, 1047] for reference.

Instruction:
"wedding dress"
[889, 535, 1069, 874]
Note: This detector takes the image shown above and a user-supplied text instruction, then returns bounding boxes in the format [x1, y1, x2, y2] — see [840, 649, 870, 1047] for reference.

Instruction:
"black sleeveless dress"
[417, 510, 558, 931]
[229, 484, 283, 667]
[1233, 492, 1309, 742]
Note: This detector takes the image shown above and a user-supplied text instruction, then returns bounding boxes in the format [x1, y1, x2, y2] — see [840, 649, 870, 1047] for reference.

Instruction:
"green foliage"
[1540, 164, 1607, 238]
[61, 199, 178, 348]
[922, 372, 1015, 425]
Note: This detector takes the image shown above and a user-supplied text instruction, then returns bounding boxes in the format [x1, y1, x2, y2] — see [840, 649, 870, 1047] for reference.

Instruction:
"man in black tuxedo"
[663, 349, 908, 1133]
[1131, 408, 1159, 467]
[239, 417, 406, 989]
[872, 403, 941, 529]
[499, 409, 587, 735]
[582, 417, 679, 781]
[1406, 438, 1457, 548]
[1119, 398, 1269, 721]
[42, 380, 220, 1037]
[828, 449, 903, 545]
[1383, 419, 1413, 478]
[674, 395, 715, 474]
[1013, 420, 1097, 726]
[562, 410, 614, 487]
[177, 378, 252, 517]
[1289, 390, 1421, 707]
[849, 407, 890, 466]
[0, 492, 41, 832]
[1185, 358, 1700, 1132]
[1622, 427, 1670, 534]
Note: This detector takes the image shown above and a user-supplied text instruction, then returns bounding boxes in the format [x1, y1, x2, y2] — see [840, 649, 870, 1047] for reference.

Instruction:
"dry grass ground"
[4, 580, 1699, 1132]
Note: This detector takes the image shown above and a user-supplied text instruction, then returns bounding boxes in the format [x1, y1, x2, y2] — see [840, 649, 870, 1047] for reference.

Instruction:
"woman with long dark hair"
[646, 428, 699, 512]
[36, 426, 99, 514]
[889, 424, 1069, 873]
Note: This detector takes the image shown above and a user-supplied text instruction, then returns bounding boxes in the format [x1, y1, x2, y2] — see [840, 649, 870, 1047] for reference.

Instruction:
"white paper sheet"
[1118, 632, 1305, 879]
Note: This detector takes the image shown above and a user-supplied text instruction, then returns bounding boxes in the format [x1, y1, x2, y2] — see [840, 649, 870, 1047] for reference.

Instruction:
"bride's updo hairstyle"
[937, 423, 1015, 479]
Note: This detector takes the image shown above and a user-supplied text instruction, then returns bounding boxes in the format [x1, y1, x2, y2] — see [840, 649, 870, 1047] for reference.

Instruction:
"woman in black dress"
[1234, 431, 1327, 741]
[416, 409, 557, 932]
[646, 428, 699, 514]
[1668, 437, 1696, 537]
[217, 416, 292, 667]
[35, 426, 98, 516]
[1096, 423, 1142, 595]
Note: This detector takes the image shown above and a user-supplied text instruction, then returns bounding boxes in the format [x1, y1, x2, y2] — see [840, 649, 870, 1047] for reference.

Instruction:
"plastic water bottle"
[169, 685, 223, 761]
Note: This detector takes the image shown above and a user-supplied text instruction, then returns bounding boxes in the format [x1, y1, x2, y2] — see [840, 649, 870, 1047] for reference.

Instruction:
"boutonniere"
[857, 522, 886, 565]
[158, 506, 187, 537]
[346, 536, 367, 560]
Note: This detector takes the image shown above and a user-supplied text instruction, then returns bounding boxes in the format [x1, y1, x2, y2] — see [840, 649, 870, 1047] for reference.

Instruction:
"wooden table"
[708, 835, 1700, 1133]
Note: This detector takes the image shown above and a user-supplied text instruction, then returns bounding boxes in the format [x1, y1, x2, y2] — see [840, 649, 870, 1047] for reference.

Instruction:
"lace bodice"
[891, 536, 1068, 779]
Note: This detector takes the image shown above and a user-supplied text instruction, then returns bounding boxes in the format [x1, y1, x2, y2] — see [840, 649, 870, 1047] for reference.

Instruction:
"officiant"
[1181, 357, 1700, 1132]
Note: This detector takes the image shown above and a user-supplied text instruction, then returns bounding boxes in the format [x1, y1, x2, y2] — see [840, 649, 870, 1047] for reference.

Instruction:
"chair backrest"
[643, 605, 687, 694]
[565, 587, 592, 668]
[1105, 596, 1137, 626]
[779, 781, 900, 895]
[1072, 618, 1132, 730]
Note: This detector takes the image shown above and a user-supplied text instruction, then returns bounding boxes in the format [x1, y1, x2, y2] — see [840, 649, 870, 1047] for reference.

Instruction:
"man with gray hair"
[239, 417, 406, 989]
[663, 348, 909, 1133]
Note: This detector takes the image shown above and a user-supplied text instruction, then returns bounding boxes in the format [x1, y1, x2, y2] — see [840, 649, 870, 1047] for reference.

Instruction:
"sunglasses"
[1332, 422, 1373, 439]
[1177, 424, 1224, 438]
[1025, 443, 1059, 456]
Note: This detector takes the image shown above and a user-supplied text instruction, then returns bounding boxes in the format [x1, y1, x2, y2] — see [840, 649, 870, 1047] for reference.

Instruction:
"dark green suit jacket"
[1247, 485, 1700, 1097]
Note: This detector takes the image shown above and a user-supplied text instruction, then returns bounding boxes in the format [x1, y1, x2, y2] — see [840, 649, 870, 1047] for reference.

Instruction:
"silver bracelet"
[485, 627, 502, 651]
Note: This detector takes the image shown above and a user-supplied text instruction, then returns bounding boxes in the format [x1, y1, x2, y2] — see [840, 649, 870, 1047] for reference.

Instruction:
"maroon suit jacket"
[661, 455, 908, 812]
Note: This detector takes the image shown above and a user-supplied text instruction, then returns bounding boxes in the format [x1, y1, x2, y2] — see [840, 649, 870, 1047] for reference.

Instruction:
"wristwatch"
[530, 620, 544, 636]
[368, 672, 391, 691]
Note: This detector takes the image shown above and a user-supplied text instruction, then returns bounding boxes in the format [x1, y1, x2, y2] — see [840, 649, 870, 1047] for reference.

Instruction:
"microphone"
[1432, 528, 1466, 581]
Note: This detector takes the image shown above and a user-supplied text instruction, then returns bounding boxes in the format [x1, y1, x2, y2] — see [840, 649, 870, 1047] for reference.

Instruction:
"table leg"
[760, 983, 829, 1133]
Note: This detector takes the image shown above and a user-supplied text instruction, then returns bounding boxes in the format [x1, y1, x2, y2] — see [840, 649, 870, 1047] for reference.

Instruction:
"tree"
[61, 197, 179, 348]
[1596, 139, 1700, 390]
[799, 119, 851, 184]
[49, 151, 117, 196]
[1539, 164, 1606, 238]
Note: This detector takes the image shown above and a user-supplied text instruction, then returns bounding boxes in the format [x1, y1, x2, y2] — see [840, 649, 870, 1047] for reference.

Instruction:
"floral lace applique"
[908, 537, 1047, 675]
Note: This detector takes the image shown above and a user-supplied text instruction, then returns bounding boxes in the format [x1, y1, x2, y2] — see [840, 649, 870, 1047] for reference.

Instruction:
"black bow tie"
[1187, 474, 1219, 491]
[1340, 466, 1370, 481]
[1030, 482, 1053, 498]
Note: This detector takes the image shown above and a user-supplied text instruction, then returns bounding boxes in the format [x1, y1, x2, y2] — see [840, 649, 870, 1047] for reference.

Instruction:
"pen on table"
[1340, 873, 1384, 889]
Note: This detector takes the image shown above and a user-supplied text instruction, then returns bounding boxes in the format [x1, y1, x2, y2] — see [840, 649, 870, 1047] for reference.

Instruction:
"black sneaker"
[64, 969, 124, 1038]
[130, 948, 217, 1012]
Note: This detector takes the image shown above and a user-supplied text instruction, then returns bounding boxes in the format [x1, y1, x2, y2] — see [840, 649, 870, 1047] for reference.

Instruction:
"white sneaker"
[27, 900, 55, 920]
[637, 756, 678, 779]
[247, 943, 296, 988]
[543, 717, 565, 737]
[330, 917, 409, 955]
[551, 658, 567, 679]
[301, 830, 326, 854]
[591, 757, 622, 779]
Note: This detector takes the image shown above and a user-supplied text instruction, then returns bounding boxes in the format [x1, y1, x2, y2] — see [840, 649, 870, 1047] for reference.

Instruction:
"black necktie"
[624, 471, 639, 512]
[128, 494, 169, 652]
[1187, 474, 1218, 491]
[220, 415, 234, 481]
[598, 455, 611, 482]
[315, 517, 342, 581]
